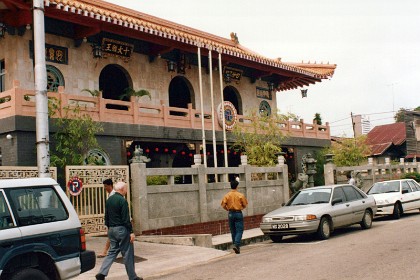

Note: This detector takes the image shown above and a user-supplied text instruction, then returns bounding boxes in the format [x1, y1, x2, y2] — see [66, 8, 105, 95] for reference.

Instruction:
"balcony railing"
[0, 81, 330, 140]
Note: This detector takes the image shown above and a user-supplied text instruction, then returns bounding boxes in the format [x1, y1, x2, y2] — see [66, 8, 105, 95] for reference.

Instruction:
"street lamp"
[91, 43, 102, 58]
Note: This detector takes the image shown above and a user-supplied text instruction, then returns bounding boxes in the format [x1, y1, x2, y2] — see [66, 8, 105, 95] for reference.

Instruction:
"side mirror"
[402, 189, 409, 194]
[332, 198, 342, 205]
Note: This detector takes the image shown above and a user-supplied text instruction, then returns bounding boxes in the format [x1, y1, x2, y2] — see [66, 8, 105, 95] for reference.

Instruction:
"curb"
[213, 234, 270, 251]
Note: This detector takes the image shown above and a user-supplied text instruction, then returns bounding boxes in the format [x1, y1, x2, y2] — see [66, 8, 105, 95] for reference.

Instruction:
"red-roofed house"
[366, 122, 406, 163]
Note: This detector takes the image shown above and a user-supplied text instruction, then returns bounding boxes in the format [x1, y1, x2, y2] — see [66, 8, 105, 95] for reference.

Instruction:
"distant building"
[353, 114, 371, 137]
[404, 110, 420, 161]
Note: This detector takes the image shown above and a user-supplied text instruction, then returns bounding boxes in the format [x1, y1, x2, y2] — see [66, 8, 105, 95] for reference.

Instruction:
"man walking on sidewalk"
[221, 178, 248, 254]
[97, 179, 115, 258]
[95, 181, 142, 280]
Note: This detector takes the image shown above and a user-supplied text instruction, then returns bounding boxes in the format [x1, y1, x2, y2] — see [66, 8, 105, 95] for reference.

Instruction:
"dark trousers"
[228, 211, 244, 248]
[98, 226, 138, 280]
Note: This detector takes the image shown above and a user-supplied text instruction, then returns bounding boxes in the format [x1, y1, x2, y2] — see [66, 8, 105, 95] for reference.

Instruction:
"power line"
[329, 107, 416, 124]
[329, 116, 350, 124]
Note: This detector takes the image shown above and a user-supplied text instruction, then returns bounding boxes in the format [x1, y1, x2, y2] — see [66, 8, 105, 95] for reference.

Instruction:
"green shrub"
[401, 172, 420, 182]
[147, 175, 168, 185]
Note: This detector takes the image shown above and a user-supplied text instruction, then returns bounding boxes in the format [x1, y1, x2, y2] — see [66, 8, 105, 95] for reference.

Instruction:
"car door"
[407, 180, 420, 210]
[342, 185, 366, 224]
[0, 190, 22, 260]
[330, 187, 352, 227]
[401, 181, 418, 211]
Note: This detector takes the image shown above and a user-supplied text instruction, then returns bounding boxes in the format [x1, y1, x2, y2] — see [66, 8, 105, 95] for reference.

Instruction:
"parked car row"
[260, 179, 420, 243]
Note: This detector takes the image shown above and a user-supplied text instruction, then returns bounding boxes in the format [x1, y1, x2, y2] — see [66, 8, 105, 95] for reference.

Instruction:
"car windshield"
[288, 188, 332, 206]
[367, 181, 400, 194]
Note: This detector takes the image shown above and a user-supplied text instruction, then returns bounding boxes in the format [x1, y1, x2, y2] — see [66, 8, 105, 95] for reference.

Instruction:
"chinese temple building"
[0, 0, 336, 175]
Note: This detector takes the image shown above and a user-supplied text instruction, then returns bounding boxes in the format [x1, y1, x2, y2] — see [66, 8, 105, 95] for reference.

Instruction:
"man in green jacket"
[96, 181, 142, 280]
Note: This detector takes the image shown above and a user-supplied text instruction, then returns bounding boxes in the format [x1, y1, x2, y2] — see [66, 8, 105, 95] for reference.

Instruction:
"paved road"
[149, 211, 420, 280]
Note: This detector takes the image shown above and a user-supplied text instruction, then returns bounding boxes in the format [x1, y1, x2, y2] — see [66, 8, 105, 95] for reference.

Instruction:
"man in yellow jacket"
[221, 178, 248, 254]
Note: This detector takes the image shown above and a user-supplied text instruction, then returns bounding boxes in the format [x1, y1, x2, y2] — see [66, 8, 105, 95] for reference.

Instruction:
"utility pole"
[33, 0, 51, 177]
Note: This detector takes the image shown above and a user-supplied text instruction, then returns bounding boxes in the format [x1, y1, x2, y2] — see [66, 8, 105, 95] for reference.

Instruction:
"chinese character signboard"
[30, 42, 68, 64]
[256, 86, 272, 100]
[223, 66, 242, 84]
[45, 44, 68, 64]
[101, 38, 134, 61]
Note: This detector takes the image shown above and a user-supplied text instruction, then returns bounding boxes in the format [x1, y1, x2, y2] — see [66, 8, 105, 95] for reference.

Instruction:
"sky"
[104, 0, 420, 137]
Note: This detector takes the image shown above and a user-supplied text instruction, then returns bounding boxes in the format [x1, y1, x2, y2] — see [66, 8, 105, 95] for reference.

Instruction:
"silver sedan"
[260, 184, 377, 242]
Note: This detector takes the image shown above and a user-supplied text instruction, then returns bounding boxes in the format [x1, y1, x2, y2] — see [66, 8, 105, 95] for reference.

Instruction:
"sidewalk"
[75, 228, 266, 279]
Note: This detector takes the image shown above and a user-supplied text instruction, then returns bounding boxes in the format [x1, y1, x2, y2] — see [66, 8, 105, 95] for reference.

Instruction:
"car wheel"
[10, 268, 49, 280]
[317, 217, 331, 240]
[392, 203, 402, 219]
[360, 210, 373, 229]
[269, 235, 283, 243]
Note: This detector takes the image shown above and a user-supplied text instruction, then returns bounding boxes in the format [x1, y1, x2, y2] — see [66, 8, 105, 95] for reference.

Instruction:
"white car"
[367, 179, 420, 219]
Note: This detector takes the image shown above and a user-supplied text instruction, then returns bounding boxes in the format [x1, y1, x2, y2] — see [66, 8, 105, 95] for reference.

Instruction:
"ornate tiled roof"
[45, 0, 336, 84]
[1, 0, 336, 89]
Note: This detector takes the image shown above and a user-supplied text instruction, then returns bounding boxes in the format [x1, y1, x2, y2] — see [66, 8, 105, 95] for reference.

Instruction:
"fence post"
[324, 161, 336, 185]
[130, 162, 148, 234]
[243, 165, 253, 216]
[282, 164, 290, 202]
[196, 165, 209, 222]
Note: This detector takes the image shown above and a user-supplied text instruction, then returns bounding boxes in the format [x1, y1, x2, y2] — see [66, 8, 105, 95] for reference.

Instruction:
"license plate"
[271, 224, 289, 229]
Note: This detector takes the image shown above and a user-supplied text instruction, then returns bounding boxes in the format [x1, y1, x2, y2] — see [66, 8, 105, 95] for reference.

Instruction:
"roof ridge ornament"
[230, 32, 239, 45]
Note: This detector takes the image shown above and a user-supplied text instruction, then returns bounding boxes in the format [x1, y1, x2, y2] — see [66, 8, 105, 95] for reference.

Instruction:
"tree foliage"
[49, 98, 104, 168]
[313, 113, 322, 125]
[230, 111, 287, 166]
[324, 136, 371, 167]
[394, 106, 420, 122]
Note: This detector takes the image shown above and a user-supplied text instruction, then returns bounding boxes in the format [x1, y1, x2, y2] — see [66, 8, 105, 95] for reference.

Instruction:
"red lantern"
[172, 149, 177, 154]
[207, 152, 211, 156]
[181, 151, 186, 155]
[164, 148, 169, 153]
[227, 150, 231, 154]
[155, 147, 159, 152]
[189, 153, 193, 157]
[145, 148, 150, 153]
[233, 152, 237, 155]
[127, 151, 131, 157]
[220, 150, 224, 154]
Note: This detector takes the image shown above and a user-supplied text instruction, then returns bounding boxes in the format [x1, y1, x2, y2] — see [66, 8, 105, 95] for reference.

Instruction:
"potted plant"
[119, 87, 151, 102]
[81, 89, 102, 97]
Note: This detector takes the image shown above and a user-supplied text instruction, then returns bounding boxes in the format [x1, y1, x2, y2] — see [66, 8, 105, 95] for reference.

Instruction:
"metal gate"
[65, 165, 130, 236]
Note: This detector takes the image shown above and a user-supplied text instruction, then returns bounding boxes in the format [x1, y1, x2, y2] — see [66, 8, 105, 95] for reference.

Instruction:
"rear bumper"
[80, 250, 96, 273]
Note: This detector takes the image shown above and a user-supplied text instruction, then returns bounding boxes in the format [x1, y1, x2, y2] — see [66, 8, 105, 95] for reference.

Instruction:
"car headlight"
[263, 217, 272, 223]
[294, 215, 317, 221]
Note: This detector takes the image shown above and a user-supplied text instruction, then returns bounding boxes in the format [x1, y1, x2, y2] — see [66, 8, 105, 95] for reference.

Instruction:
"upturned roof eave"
[44, 0, 336, 80]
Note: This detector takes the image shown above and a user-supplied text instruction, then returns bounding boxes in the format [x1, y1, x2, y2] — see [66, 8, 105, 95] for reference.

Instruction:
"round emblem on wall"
[259, 100, 271, 116]
[84, 149, 111, 165]
[67, 177, 83, 196]
[217, 101, 238, 131]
